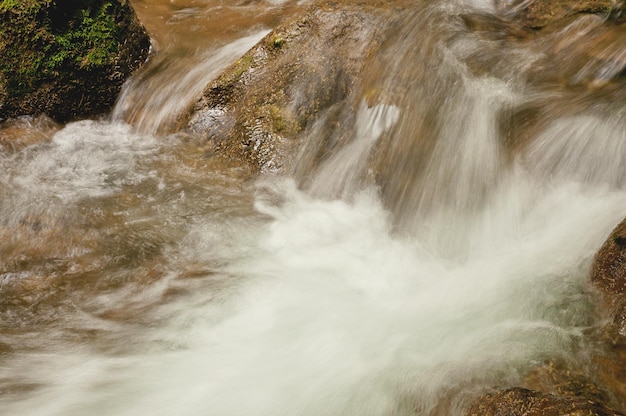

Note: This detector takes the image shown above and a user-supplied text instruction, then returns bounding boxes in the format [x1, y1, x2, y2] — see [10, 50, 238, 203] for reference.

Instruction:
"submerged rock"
[524, 359, 613, 405]
[465, 387, 623, 416]
[592, 217, 626, 296]
[0, 0, 150, 122]
[496, 0, 623, 31]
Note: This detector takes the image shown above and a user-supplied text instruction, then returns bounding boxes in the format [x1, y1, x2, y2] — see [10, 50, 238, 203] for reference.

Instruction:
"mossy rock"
[0, 0, 150, 122]
[184, 2, 395, 173]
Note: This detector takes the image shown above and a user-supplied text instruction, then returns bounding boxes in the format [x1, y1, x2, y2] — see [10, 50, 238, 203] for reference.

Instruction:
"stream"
[2, 0, 626, 415]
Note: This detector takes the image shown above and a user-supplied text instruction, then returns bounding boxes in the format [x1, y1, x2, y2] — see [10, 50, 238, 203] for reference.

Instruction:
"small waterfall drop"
[307, 101, 400, 199]
[112, 31, 268, 135]
[2, 0, 626, 415]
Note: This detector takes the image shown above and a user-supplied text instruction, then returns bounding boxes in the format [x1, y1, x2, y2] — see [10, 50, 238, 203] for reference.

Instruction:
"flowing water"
[2, 0, 626, 415]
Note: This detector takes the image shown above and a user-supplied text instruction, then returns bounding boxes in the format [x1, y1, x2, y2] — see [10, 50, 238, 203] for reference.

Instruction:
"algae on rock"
[184, 2, 394, 173]
[0, 0, 150, 122]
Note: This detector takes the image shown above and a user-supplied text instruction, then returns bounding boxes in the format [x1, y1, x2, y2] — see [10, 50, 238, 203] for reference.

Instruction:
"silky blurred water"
[1, 0, 626, 415]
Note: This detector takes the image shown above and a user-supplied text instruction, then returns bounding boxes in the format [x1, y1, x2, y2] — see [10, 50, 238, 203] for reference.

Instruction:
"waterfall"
[2, 0, 626, 415]
[112, 31, 269, 135]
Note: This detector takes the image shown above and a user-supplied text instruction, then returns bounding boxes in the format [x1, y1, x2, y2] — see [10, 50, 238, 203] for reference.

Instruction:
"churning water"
[2, 0, 626, 415]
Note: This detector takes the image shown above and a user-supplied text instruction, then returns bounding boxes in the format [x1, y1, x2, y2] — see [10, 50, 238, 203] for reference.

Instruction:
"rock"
[591, 217, 626, 295]
[461, 1, 626, 90]
[182, 2, 393, 173]
[0, 0, 150, 122]
[595, 339, 626, 411]
[590, 217, 626, 347]
[465, 387, 624, 416]
[610, 298, 626, 338]
[496, 0, 622, 31]
[524, 359, 612, 405]
[183, 0, 625, 175]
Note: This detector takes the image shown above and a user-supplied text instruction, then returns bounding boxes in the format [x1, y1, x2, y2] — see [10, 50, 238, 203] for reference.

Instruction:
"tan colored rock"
[465, 387, 623, 416]
[590, 217, 626, 344]
[591, 217, 626, 295]
[183, 2, 394, 173]
[525, 360, 611, 405]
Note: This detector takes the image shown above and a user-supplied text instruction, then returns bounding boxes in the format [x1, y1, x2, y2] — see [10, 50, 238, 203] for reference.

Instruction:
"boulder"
[465, 387, 623, 416]
[590, 217, 626, 343]
[182, 2, 394, 173]
[591, 217, 626, 296]
[0, 0, 150, 122]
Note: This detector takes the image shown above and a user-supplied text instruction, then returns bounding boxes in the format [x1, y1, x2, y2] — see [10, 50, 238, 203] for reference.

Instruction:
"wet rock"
[462, 1, 626, 90]
[183, 2, 394, 173]
[525, 359, 612, 405]
[596, 340, 626, 411]
[497, 0, 621, 31]
[0, 0, 150, 122]
[465, 387, 624, 416]
[590, 216, 626, 348]
[585, 217, 626, 411]
[611, 298, 626, 338]
[591, 217, 626, 296]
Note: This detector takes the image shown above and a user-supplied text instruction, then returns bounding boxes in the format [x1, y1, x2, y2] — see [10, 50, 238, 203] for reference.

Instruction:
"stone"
[182, 1, 394, 173]
[591, 217, 626, 295]
[496, 0, 622, 31]
[0, 0, 150, 122]
[465, 387, 624, 416]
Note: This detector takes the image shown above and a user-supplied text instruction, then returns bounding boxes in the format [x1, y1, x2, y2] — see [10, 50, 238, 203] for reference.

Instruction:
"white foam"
[3, 120, 157, 204]
[4, 171, 625, 415]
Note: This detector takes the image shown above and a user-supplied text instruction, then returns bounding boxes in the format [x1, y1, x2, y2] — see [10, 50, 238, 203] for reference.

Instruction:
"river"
[1, 0, 626, 415]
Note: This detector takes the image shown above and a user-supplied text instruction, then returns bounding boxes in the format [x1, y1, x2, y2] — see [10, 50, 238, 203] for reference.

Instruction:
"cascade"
[1, 1, 626, 415]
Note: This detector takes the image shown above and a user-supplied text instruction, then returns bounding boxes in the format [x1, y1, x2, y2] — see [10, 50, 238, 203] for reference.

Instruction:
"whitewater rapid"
[2, 0, 626, 414]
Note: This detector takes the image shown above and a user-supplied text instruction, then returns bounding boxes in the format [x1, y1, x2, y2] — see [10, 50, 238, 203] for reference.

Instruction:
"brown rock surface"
[497, 0, 622, 31]
[591, 217, 626, 295]
[183, 2, 395, 173]
[465, 387, 624, 416]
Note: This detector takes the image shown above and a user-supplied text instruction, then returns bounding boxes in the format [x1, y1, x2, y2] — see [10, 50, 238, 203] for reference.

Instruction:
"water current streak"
[2, 0, 626, 415]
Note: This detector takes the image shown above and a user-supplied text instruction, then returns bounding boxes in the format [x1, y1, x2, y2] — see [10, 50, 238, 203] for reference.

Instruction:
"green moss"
[260, 104, 300, 136]
[215, 53, 254, 87]
[231, 55, 254, 79]
[272, 36, 285, 48]
[0, 0, 120, 96]
[54, 2, 118, 69]
[0, 0, 46, 13]
[0, 0, 17, 11]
